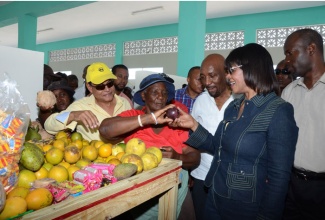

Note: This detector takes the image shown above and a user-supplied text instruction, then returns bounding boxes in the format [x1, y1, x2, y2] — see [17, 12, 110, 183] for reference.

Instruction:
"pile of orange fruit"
[1, 133, 163, 219]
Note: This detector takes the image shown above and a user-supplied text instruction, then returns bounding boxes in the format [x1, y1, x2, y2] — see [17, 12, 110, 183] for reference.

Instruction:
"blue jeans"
[203, 187, 259, 220]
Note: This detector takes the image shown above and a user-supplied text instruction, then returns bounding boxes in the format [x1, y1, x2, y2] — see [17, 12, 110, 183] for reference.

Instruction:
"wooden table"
[22, 158, 182, 220]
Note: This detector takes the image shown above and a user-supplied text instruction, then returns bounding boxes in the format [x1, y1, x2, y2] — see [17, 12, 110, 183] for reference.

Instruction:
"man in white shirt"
[282, 28, 325, 220]
[190, 54, 235, 218]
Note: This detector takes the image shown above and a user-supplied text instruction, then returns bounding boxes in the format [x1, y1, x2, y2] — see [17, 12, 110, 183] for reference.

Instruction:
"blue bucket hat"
[133, 74, 175, 106]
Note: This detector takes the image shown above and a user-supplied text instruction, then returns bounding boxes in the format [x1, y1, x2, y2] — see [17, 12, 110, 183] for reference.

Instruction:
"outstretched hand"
[153, 104, 199, 131]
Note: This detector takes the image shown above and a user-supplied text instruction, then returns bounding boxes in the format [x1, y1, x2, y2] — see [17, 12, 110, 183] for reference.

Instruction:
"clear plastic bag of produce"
[0, 72, 30, 193]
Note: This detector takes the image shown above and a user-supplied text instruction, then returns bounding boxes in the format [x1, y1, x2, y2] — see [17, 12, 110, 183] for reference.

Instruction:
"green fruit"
[113, 163, 137, 180]
[25, 126, 42, 141]
[116, 143, 126, 152]
[20, 142, 44, 171]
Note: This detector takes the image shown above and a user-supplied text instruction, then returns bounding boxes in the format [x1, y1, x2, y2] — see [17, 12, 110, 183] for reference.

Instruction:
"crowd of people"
[37, 28, 324, 220]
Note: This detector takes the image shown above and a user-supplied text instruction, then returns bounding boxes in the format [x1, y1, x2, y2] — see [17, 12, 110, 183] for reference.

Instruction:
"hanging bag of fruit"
[0, 72, 30, 194]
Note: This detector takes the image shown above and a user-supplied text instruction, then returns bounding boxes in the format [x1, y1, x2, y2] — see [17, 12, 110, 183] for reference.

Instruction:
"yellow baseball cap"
[86, 62, 117, 84]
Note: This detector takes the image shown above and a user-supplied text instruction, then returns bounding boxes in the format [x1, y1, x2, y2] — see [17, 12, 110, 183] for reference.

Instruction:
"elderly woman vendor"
[99, 73, 199, 220]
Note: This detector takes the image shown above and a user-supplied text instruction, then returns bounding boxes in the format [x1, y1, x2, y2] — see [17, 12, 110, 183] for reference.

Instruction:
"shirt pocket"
[226, 163, 257, 203]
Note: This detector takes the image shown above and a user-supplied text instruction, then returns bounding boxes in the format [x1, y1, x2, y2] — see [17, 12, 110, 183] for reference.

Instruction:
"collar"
[295, 72, 325, 88]
[233, 92, 277, 108]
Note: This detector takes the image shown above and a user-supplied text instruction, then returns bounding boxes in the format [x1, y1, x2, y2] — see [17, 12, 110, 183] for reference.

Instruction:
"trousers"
[282, 172, 325, 220]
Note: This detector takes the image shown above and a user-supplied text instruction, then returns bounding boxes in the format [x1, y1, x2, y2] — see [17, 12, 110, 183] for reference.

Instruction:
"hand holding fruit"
[70, 110, 99, 129]
[37, 91, 56, 111]
[170, 107, 199, 132]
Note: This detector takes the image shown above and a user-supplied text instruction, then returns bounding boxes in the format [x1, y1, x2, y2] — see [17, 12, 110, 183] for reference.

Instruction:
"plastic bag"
[0, 72, 30, 193]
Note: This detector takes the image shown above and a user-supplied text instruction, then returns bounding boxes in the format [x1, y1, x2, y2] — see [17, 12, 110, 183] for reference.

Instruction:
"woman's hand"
[152, 104, 199, 131]
[171, 107, 199, 132]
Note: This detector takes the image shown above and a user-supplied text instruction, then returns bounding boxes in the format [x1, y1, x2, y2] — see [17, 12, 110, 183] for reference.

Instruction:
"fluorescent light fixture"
[131, 6, 164, 16]
[37, 28, 54, 33]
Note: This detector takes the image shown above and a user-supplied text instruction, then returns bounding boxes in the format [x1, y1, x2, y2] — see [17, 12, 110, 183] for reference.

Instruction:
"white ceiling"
[0, 1, 324, 47]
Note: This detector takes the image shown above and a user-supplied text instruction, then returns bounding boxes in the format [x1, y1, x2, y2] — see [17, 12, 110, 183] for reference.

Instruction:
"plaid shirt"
[174, 86, 198, 113]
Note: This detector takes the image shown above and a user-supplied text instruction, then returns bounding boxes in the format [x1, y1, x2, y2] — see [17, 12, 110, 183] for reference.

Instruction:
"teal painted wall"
[36, 5, 325, 64]
[0, 2, 321, 70]
[206, 6, 325, 44]
[37, 24, 178, 64]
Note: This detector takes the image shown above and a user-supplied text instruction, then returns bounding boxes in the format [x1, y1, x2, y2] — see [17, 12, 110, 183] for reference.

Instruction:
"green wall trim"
[206, 5, 325, 44]
[32, 5, 325, 64]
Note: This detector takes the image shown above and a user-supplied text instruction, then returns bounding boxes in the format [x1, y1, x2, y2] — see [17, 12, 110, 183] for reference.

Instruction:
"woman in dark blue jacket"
[158, 43, 298, 219]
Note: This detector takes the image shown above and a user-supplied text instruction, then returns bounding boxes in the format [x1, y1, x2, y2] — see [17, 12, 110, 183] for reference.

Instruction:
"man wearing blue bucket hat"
[99, 73, 199, 220]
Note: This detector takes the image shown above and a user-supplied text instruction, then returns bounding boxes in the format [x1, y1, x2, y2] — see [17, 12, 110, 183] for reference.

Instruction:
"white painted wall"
[0, 46, 44, 120]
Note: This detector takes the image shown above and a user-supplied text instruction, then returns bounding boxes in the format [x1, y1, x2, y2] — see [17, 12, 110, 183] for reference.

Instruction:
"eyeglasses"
[275, 68, 291, 75]
[90, 80, 114, 90]
[227, 65, 243, 74]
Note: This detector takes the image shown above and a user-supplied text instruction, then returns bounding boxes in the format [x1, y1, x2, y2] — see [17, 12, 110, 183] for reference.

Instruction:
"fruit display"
[1, 132, 164, 219]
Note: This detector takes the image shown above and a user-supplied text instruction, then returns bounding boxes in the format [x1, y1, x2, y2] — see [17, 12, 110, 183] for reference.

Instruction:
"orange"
[0, 197, 27, 219]
[71, 132, 83, 142]
[146, 146, 163, 164]
[93, 158, 106, 163]
[105, 155, 117, 163]
[89, 140, 97, 147]
[34, 167, 48, 179]
[48, 165, 68, 183]
[67, 165, 80, 181]
[42, 163, 53, 171]
[25, 188, 53, 210]
[55, 130, 68, 140]
[45, 148, 64, 165]
[111, 144, 125, 156]
[64, 146, 81, 164]
[72, 140, 83, 150]
[116, 152, 125, 160]
[75, 158, 91, 169]
[58, 161, 70, 170]
[107, 158, 121, 166]
[98, 143, 112, 158]
[121, 154, 143, 174]
[17, 170, 37, 189]
[7, 186, 29, 199]
[52, 139, 66, 151]
[82, 145, 98, 161]
[94, 140, 105, 149]
[82, 140, 90, 146]
[43, 144, 53, 153]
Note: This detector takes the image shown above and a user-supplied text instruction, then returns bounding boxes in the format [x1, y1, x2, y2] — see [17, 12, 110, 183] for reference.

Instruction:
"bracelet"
[151, 112, 158, 125]
[138, 115, 143, 127]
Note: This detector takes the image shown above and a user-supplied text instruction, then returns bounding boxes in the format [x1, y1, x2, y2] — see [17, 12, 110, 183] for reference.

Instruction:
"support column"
[177, 1, 206, 77]
[18, 14, 37, 50]
[114, 41, 123, 64]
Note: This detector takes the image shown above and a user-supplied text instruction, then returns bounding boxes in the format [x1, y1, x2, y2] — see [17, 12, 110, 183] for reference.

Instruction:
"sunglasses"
[275, 68, 290, 75]
[90, 80, 114, 90]
[227, 65, 243, 74]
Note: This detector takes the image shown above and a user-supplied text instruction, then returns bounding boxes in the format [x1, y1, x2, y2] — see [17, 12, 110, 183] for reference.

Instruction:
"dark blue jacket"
[186, 92, 298, 219]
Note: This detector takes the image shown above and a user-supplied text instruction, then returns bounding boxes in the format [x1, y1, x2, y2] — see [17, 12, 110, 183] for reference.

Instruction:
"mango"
[113, 163, 137, 180]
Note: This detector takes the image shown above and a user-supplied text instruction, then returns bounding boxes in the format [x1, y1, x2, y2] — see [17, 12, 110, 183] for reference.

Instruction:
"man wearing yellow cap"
[44, 62, 132, 141]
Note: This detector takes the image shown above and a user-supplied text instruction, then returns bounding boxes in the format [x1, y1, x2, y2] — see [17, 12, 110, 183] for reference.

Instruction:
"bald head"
[202, 54, 225, 67]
